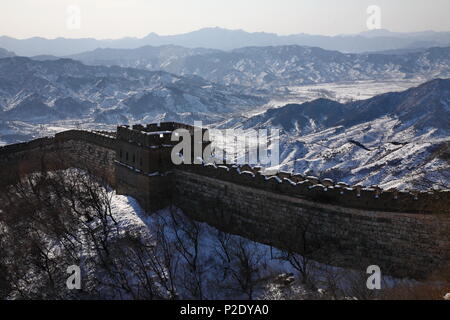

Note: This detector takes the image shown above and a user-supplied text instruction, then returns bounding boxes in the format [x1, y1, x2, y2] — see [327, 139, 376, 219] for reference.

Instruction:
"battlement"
[0, 129, 117, 187]
[55, 130, 116, 148]
[117, 122, 208, 147]
[0, 136, 56, 155]
[176, 163, 450, 215]
[0, 130, 115, 156]
[116, 122, 210, 174]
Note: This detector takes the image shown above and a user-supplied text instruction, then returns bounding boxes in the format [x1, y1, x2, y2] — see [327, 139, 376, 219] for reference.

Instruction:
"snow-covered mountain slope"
[228, 78, 450, 190]
[0, 56, 266, 125]
[68, 45, 450, 89]
[66, 45, 220, 69]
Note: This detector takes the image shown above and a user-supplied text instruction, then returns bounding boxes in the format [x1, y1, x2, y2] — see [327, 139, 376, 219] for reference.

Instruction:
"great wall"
[0, 122, 449, 279]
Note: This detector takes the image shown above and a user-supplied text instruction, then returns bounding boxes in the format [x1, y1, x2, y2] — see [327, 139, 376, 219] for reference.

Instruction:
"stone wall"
[115, 162, 172, 212]
[172, 169, 450, 279]
[175, 164, 450, 215]
[0, 130, 116, 186]
[1, 126, 449, 280]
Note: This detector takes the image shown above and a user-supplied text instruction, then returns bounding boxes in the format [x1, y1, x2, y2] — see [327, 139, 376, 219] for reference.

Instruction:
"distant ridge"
[0, 47, 14, 58]
[2, 27, 450, 56]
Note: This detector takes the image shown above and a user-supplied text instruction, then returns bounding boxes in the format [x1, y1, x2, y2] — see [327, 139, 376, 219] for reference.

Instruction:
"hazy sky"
[1, 0, 450, 39]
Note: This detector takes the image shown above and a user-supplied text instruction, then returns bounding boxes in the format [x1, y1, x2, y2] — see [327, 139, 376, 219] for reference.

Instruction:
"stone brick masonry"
[173, 169, 450, 279]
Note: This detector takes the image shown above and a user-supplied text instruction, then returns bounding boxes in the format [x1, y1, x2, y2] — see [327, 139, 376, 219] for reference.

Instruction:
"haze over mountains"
[2, 27, 450, 56]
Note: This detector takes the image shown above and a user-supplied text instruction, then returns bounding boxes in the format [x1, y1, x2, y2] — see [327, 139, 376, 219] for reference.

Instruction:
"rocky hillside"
[0, 56, 266, 124]
[228, 79, 450, 190]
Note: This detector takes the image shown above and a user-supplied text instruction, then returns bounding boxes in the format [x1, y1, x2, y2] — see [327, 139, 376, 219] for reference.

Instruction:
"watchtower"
[114, 122, 209, 211]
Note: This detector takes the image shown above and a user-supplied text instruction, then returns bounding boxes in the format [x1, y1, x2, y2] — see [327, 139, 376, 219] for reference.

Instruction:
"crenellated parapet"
[173, 162, 450, 215]
[55, 130, 116, 149]
[0, 136, 56, 156]
[0, 129, 117, 186]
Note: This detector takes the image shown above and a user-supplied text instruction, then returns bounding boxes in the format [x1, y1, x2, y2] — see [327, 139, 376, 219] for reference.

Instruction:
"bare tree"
[164, 208, 207, 299]
[0, 169, 120, 299]
[276, 213, 325, 291]
[212, 230, 275, 300]
[148, 215, 179, 299]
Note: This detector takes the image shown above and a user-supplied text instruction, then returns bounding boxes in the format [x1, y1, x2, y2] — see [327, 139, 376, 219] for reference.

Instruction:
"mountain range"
[2, 27, 450, 56]
[227, 79, 450, 189]
[67, 45, 450, 88]
[0, 57, 265, 125]
[0, 34, 448, 190]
